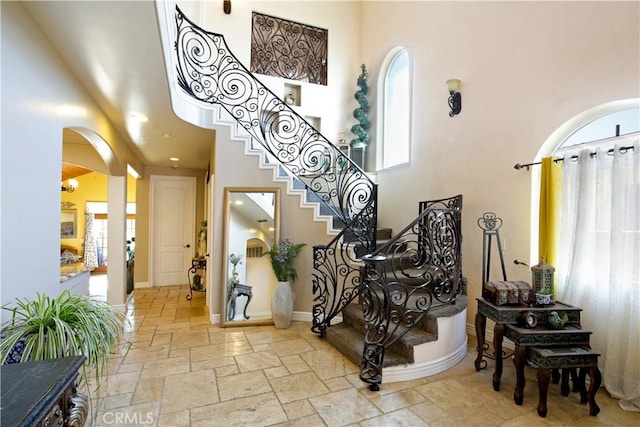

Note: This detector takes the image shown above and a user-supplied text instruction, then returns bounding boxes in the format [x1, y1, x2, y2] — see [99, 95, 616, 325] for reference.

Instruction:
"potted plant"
[229, 253, 243, 284]
[264, 239, 306, 329]
[0, 290, 126, 387]
[535, 286, 553, 305]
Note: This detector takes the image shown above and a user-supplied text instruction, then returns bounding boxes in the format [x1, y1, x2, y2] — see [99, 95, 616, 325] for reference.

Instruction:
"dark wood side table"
[505, 323, 593, 402]
[521, 346, 601, 417]
[186, 257, 207, 300]
[227, 283, 253, 321]
[474, 298, 582, 390]
[1, 356, 87, 427]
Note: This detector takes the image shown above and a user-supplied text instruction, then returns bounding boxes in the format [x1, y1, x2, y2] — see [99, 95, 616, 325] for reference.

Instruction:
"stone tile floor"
[86, 286, 639, 426]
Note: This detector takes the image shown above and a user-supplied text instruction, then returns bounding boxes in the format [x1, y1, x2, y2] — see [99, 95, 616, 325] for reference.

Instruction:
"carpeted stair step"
[335, 302, 439, 364]
[325, 321, 409, 368]
[343, 227, 396, 258]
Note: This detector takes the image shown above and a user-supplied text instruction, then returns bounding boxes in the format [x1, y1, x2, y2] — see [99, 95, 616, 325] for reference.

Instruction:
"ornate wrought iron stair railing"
[360, 195, 463, 390]
[173, 7, 377, 336]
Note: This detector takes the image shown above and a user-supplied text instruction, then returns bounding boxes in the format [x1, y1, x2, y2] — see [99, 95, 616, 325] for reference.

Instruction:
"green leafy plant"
[350, 64, 370, 148]
[537, 286, 553, 295]
[264, 239, 306, 283]
[229, 253, 243, 267]
[0, 290, 126, 386]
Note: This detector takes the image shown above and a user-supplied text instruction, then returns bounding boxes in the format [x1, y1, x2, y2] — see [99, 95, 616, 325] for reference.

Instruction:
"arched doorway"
[61, 127, 131, 310]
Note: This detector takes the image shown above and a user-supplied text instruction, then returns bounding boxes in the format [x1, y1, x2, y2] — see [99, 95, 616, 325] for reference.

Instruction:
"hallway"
[87, 286, 639, 426]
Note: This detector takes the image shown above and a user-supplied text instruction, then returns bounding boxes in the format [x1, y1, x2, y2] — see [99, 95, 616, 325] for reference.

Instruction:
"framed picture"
[61, 209, 77, 239]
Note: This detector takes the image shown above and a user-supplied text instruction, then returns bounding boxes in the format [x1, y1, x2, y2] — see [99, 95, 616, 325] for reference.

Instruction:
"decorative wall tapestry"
[251, 12, 328, 85]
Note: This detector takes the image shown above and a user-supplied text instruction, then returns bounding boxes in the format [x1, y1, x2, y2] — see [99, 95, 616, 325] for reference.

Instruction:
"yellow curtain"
[538, 157, 562, 266]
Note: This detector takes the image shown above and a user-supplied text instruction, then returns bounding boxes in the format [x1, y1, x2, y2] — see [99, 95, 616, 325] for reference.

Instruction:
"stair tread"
[341, 303, 439, 354]
[326, 322, 410, 367]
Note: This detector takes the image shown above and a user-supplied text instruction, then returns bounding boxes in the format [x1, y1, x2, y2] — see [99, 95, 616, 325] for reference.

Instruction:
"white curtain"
[83, 213, 99, 269]
[556, 140, 640, 411]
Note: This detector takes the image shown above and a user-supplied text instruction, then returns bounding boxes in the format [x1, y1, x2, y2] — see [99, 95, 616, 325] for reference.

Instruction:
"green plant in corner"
[537, 286, 553, 295]
[0, 290, 127, 387]
[350, 64, 370, 149]
[264, 239, 306, 283]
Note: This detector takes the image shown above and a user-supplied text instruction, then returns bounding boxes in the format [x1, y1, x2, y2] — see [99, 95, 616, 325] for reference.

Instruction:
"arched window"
[377, 47, 412, 170]
[531, 100, 639, 407]
[530, 100, 640, 259]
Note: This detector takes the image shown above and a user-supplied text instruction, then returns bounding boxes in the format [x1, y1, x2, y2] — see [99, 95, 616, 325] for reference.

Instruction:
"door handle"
[184, 244, 191, 248]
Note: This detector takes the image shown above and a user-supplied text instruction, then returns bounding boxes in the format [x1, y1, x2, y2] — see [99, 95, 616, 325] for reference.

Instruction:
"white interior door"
[150, 175, 196, 286]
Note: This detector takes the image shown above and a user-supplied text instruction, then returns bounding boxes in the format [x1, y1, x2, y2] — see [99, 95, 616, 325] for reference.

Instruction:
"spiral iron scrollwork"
[250, 12, 328, 85]
[311, 199, 377, 336]
[360, 195, 463, 389]
[477, 212, 503, 231]
[175, 7, 374, 226]
[174, 7, 377, 340]
[66, 391, 88, 427]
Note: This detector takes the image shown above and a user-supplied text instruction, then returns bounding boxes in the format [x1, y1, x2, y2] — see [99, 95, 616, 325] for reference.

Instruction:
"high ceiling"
[62, 162, 93, 182]
[23, 1, 216, 172]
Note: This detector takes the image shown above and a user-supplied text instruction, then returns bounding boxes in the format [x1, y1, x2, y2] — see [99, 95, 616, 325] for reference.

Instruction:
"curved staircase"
[328, 295, 467, 382]
[158, 4, 467, 390]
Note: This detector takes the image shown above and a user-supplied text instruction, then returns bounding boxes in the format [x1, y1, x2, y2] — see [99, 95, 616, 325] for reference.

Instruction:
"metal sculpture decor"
[360, 195, 463, 390]
[477, 212, 507, 285]
[174, 6, 376, 337]
[250, 12, 328, 85]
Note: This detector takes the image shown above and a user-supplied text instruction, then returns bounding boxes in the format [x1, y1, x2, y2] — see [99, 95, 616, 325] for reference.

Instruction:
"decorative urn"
[531, 258, 555, 305]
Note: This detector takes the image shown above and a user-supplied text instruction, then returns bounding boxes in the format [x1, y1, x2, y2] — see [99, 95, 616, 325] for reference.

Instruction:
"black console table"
[186, 257, 206, 300]
[475, 298, 601, 418]
[474, 298, 582, 390]
[1, 355, 88, 427]
[227, 283, 253, 321]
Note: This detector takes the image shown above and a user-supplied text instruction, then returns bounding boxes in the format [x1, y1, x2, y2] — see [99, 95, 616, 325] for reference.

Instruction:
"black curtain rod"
[514, 145, 635, 171]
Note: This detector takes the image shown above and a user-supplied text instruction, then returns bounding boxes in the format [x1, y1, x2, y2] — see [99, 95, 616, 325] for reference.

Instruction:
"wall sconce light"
[447, 79, 462, 117]
[61, 179, 78, 193]
[223, 0, 231, 14]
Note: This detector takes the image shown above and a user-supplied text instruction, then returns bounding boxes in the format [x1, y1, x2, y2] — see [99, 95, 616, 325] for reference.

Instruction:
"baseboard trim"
[135, 281, 151, 288]
[292, 311, 342, 324]
[382, 339, 468, 383]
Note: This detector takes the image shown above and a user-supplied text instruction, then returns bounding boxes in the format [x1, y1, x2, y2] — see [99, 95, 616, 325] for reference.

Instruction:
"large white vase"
[272, 281, 293, 329]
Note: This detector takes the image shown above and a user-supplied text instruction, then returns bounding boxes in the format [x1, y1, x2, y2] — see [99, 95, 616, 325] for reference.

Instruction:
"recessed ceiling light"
[161, 132, 172, 138]
[169, 157, 180, 162]
[57, 104, 87, 117]
[130, 113, 148, 122]
[234, 200, 244, 205]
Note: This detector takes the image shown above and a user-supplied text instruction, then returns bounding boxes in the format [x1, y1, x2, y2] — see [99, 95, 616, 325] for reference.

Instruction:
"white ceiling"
[23, 1, 216, 171]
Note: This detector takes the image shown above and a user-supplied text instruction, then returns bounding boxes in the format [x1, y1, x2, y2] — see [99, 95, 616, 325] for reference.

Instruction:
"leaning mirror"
[221, 187, 280, 327]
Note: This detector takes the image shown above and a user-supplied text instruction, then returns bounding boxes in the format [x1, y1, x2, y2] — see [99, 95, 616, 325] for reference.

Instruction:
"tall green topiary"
[350, 64, 370, 148]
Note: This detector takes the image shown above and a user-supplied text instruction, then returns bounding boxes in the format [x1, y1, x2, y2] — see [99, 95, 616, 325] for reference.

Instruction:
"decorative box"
[483, 281, 532, 306]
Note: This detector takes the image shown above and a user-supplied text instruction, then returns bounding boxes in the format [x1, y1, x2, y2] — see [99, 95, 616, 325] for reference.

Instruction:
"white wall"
[360, 1, 640, 324]
[0, 3, 142, 319]
[176, 0, 364, 319]
[169, 1, 640, 327]
[178, 0, 363, 145]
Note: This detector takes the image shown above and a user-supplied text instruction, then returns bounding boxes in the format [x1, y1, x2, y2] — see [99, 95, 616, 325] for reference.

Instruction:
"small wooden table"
[186, 257, 206, 300]
[474, 298, 582, 390]
[518, 346, 601, 417]
[227, 283, 253, 321]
